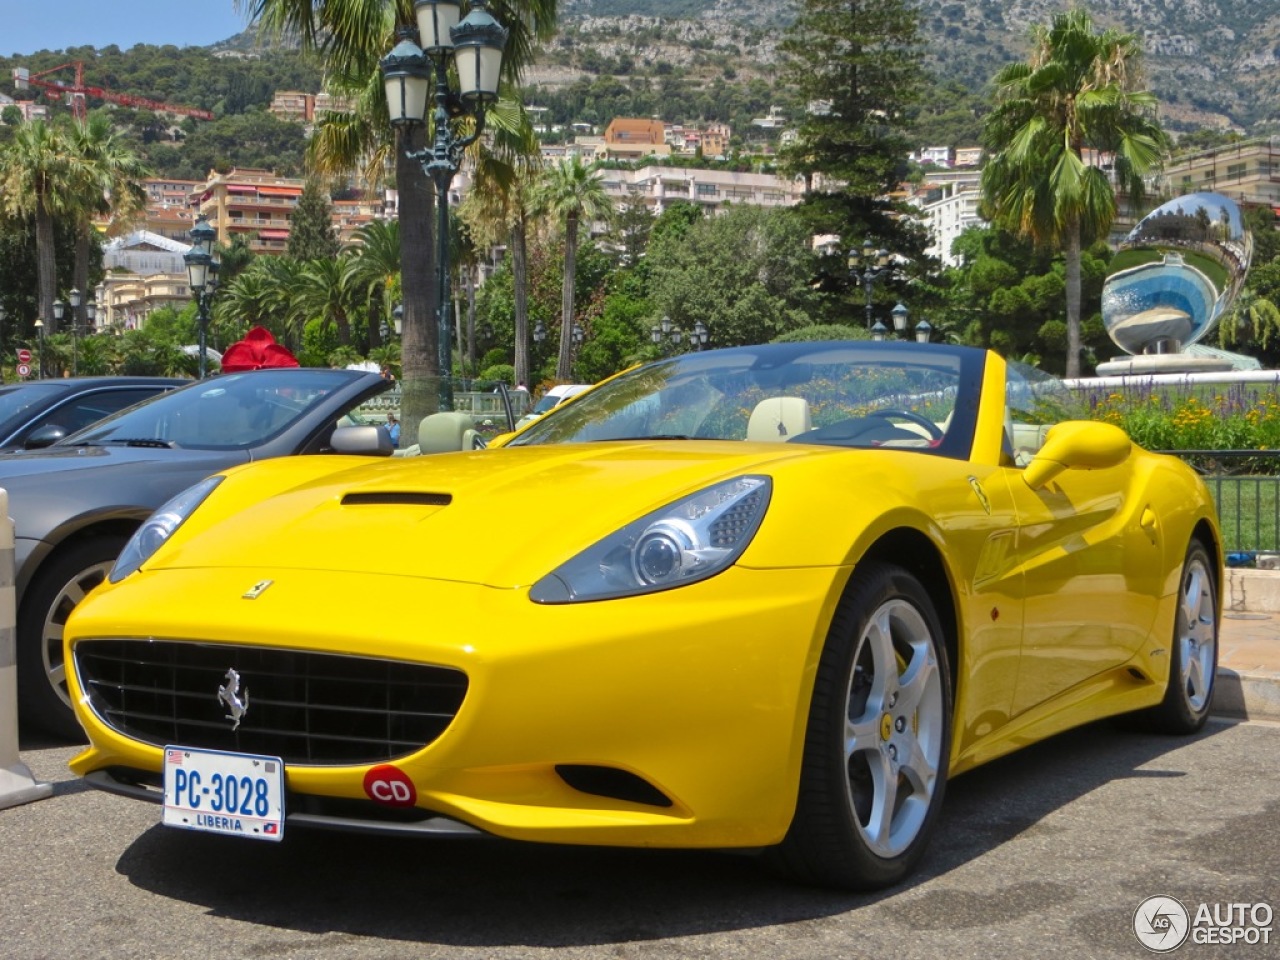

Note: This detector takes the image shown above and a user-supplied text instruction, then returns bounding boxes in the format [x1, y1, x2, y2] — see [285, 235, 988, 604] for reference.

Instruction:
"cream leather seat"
[746, 397, 811, 441]
[418, 411, 480, 453]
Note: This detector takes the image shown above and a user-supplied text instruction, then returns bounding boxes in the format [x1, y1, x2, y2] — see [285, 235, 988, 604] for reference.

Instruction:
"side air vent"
[555, 764, 673, 808]
[342, 492, 452, 506]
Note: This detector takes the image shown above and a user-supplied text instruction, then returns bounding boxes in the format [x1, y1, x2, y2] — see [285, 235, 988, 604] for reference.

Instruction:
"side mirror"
[331, 424, 395, 456]
[1022, 420, 1131, 490]
[24, 424, 67, 449]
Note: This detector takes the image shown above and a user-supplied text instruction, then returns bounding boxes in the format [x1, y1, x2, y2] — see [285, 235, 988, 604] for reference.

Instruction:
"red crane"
[12, 61, 214, 121]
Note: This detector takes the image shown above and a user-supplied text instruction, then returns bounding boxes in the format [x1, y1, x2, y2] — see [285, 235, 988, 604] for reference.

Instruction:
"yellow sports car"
[65, 342, 1221, 890]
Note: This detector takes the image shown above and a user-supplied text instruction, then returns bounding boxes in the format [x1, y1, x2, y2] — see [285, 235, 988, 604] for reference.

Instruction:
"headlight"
[530, 475, 771, 603]
[110, 475, 223, 583]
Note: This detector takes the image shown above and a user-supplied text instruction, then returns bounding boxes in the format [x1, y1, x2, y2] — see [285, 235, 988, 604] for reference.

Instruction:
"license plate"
[162, 746, 285, 842]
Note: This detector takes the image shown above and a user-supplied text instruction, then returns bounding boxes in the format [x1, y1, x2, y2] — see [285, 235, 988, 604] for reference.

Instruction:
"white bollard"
[0, 488, 52, 810]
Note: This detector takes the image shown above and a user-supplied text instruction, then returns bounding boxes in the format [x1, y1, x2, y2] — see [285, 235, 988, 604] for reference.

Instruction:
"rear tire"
[770, 563, 952, 890]
[1142, 539, 1218, 734]
[16, 535, 127, 742]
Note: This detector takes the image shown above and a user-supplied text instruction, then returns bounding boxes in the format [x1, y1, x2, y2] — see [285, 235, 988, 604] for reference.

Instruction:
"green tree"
[980, 9, 1168, 377]
[346, 219, 401, 351]
[777, 0, 924, 199]
[239, 0, 559, 430]
[67, 113, 150, 327]
[645, 205, 823, 348]
[531, 155, 614, 380]
[0, 119, 74, 333]
[287, 179, 341, 261]
[295, 254, 360, 347]
[459, 145, 541, 389]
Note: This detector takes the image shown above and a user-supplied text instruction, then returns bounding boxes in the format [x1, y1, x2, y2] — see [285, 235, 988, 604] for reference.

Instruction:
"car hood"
[155, 441, 843, 588]
[0, 444, 249, 541]
[0, 443, 209, 477]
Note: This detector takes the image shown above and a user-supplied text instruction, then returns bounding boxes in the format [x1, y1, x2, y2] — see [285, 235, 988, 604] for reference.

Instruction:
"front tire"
[1143, 539, 1218, 734]
[16, 535, 128, 741]
[772, 563, 952, 890]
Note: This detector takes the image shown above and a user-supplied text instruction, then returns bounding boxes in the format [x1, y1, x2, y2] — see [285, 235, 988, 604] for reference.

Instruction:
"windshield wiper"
[101, 438, 177, 448]
[589, 434, 694, 441]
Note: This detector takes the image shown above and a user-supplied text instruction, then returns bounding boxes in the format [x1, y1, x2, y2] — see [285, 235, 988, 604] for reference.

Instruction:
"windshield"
[510, 342, 985, 458]
[66, 369, 362, 450]
[0, 383, 67, 427]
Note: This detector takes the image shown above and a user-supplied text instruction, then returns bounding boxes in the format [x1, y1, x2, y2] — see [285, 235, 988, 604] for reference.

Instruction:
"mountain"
[547, 0, 1280, 134]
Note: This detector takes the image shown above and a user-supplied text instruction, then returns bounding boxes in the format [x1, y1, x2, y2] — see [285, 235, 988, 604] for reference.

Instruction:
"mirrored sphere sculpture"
[1101, 192, 1252, 356]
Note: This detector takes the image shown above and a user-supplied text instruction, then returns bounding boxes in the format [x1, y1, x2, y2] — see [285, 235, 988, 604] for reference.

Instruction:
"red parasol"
[219, 326, 300, 372]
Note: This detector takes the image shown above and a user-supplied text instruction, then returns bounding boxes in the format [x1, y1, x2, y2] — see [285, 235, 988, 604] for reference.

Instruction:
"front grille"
[75, 639, 468, 766]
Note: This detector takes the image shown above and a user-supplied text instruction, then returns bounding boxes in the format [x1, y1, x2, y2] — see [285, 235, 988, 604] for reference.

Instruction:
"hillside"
[545, 0, 1280, 134]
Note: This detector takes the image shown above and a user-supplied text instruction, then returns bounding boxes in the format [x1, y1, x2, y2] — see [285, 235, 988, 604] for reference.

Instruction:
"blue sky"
[0, 2, 251, 56]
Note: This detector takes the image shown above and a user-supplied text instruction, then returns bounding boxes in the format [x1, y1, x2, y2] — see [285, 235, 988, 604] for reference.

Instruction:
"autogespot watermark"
[1133, 895, 1274, 952]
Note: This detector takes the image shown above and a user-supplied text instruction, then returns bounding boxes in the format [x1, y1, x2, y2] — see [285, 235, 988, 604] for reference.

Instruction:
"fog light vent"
[555, 764, 673, 808]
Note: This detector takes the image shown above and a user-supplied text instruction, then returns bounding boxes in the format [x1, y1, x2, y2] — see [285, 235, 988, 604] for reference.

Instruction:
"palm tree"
[347, 219, 401, 350]
[0, 119, 74, 333]
[532, 155, 613, 380]
[1218, 289, 1280, 353]
[67, 113, 149, 328]
[239, 0, 559, 426]
[295, 255, 361, 347]
[459, 132, 541, 388]
[980, 9, 1168, 377]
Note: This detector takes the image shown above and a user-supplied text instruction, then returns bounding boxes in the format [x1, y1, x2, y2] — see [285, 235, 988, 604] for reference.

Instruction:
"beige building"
[191, 168, 305, 255]
[269, 90, 314, 123]
[597, 164, 806, 216]
[97, 231, 193, 331]
[1158, 137, 1280, 213]
[601, 118, 671, 162]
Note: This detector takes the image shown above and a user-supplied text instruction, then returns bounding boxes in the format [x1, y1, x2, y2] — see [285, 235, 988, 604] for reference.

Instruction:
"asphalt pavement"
[1, 597, 1277, 959]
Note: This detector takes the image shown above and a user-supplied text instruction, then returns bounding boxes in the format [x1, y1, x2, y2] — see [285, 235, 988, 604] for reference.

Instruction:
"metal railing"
[1159, 450, 1280, 557]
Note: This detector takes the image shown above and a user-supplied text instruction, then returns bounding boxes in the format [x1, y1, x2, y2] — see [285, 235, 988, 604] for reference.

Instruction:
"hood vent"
[341, 492, 452, 506]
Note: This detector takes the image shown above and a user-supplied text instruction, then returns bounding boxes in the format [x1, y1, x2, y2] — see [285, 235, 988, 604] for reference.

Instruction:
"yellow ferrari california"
[65, 341, 1221, 890]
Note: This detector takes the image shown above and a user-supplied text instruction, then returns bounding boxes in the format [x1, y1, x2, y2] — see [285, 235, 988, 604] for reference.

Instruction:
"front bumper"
[68, 563, 848, 848]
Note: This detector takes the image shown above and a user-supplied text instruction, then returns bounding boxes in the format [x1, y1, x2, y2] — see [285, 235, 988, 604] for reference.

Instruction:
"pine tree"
[286, 179, 340, 263]
[777, 0, 925, 198]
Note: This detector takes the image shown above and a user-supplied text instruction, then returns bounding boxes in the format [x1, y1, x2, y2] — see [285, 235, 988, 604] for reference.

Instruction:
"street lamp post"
[650, 315, 683, 355]
[848, 238, 892, 331]
[69, 288, 83, 376]
[52, 298, 65, 376]
[691, 320, 709, 351]
[570, 322, 584, 378]
[34, 319, 45, 378]
[891, 302, 909, 339]
[183, 215, 219, 378]
[382, 0, 509, 412]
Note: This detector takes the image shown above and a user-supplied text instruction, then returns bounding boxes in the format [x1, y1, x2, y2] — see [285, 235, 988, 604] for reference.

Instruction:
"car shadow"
[112, 719, 1226, 948]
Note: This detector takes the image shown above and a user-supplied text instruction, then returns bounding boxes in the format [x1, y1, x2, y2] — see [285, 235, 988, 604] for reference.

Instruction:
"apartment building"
[191, 168, 305, 255]
[601, 118, 671, 162]
[1158, 137, 1280, 213]
[269, 90, 314, 123]
[597, 164, 806, 216]
[97, 231, 193, 331]
[910, 172, 986, 267]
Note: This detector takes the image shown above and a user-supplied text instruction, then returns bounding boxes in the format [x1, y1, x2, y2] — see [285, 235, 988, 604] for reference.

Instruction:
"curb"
[1217, 571, 1280, 721]
[1213, 668, 1280, 722]
[1226, 568, 1280, 614]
